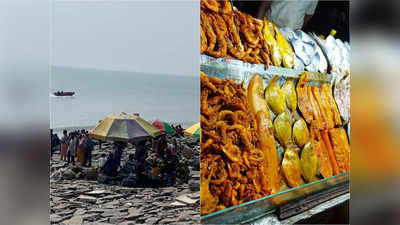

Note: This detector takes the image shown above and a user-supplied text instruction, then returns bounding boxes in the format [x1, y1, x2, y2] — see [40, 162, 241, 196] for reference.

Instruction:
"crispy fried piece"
[222, 142, 242, 163]
[247, 74, 272, 129]
[328, 128, 350, 173]
[200, 17, 208, 54]
[265, 76, 286, 115]
[256, 111, 280, 194]
[273, 24, 294, 68]
[282, 146, 304, 188]
[312, 86, 329, 130]
[201, 12, 217, 53]
[281, 79, 297, 116]
[263, 18, 282, 66]
[307, 85, 323, 129]
[300, 142, 319, 182]
[202, 0, 219, 13]
[200, 162, 218, 215]
[207, 13, 227, 58]
[310, 121, 333, 178]
[219, 0, 233, 14]
[321, 83, 342, 126]
[201, 72, 267, 212]
[318, 84, 335, 129]
[274, 112, 292, 147]
[293, 118, 310, 148]
[321, 130, 340, 175]
[296, 72, 314, 123]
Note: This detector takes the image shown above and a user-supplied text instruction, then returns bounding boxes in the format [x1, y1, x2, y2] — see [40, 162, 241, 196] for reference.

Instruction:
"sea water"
[50, 66, 199, 133]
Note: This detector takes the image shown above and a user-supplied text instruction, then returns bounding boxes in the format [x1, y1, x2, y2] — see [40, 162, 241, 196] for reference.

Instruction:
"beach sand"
[50, 136, 200, 224]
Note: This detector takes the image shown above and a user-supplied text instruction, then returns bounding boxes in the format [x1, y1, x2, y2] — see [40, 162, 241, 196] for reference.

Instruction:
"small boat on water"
[53, 91, 75, 96]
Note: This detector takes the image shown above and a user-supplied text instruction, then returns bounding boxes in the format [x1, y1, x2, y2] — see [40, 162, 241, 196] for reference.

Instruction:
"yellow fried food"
[263, 18, 281, 66]
[274, 111, 291, 147]
[312, 86, 329, 130]
[318, 84, 335, 129]
[248, 74, 273, 129]
[256, 111, 281, 194]
[300, 142, 319, 182]
[274, 24, 294, 68]
[321, 83, 342, 126]
[265, 76, 286, 115]
[307, 85, 323, 129]
[328, 128, 350, 173]
[281, 79, 297, 116]
[293, 118, 310, 148]
[296, 72, 314, 123]
[282, 146, 304, 188]
[201, 72, 271, 214]
[200, 161, 218, 215]
[321, 130, 340, 175]
[310, 121, 333, 178]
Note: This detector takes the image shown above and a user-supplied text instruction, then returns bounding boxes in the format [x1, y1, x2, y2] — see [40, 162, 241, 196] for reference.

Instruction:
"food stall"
[200, 0, 350, 224]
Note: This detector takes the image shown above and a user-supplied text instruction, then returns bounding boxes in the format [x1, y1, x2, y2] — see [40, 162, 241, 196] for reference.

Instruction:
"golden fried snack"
[321, 83, 342, 126]
[202, 0, 219, 13]
[256, 111, 281, 194]
[321, 130, 340, 175]
[296, 72, 314, 124]
[311, 86, 328, 130]
[265, 76, 286, 115]
[281, 79, 297, 116]
[219, 0, 233, 14]
[318, 84, 335, 129]
[274, 24, 294, 68]
[307, 85, 323, 129]
[293, 118, 310, 148]
[274, 112, 292, 147]
[310, 121, 333, 178]
[328, 128, 350, 173]
[300, 142, 319, 182]
[247, 74, 273, 129]
[207, 13, 227, 58]
[201, 72, 271, 214]
[201, 12, 217, 53]
[263, 18, 282, 67]
[200, 25, 207, 54]
[282, 146, 304, 188]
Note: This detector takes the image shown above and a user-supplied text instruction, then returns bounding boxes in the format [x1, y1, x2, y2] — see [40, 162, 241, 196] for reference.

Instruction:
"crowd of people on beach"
[50, 129, 95, 166]
[50, 127, 192, 188]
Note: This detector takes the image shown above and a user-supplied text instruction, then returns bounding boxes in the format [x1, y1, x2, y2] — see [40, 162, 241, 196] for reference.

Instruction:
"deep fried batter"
[201, 72, 270, 215]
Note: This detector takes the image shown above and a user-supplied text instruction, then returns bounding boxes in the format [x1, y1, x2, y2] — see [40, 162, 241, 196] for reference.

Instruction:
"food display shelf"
[201, 172, 349, 224]
[200, 56, 350, 224]
[200, 54, 334, 86]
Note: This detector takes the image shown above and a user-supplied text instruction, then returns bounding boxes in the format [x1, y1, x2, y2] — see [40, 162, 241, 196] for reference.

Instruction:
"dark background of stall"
[233, 1, 350, 42]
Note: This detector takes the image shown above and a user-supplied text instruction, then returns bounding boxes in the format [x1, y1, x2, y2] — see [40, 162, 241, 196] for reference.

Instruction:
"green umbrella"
[152, 120, 176, 135]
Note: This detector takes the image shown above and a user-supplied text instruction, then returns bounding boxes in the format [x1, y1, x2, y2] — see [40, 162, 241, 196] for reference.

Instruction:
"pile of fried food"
[200, 0, 294, 69]
[200, 71, 350, 215]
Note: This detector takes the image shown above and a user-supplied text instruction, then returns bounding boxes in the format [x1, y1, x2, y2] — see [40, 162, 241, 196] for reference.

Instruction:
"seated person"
[98, 153, 107, 170]
[100, 153, 118, 177]
[118, 154, 136, 179]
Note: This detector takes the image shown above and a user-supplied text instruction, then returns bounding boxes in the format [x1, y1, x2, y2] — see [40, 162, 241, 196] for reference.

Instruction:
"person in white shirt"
[98, 153, 107, 169]
[257, 0, 319, 30]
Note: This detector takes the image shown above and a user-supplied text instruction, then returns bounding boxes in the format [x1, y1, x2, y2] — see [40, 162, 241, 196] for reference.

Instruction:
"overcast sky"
[52, 1, 199, 76]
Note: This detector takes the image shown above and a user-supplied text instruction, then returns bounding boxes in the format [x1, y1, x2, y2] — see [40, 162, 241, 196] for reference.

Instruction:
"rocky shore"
[50, 135, 200, 225]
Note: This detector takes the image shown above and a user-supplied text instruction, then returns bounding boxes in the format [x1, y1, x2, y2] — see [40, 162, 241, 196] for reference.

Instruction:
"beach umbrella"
[152, 120, 176, 135]
[89, 112, 161, 142]
[184, 122, 200, 138]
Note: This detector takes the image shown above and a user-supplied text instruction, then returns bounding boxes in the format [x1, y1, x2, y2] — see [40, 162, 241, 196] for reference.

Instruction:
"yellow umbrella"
[89, 112, 161, 142]
[184, 122, 200, 138]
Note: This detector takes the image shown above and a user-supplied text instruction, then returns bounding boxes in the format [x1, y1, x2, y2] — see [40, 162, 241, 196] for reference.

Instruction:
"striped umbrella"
[152, 120, 176, 135]
[184, 122, 200, 138]
[89, 112, 161, 142]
